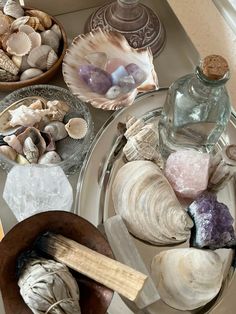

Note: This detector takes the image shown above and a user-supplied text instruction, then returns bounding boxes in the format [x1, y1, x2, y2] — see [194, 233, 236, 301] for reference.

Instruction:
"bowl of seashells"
[63, 28, 158, 110]
[0, 85, 94, 174]
[0, 0, 67, 91]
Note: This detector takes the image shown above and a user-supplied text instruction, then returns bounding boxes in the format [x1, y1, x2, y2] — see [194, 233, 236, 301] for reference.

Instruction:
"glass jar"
[158, 55, 231, 158]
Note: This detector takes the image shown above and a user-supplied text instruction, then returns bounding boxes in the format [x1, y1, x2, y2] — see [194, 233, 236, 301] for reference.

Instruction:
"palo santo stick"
[36, 233, 147, 302]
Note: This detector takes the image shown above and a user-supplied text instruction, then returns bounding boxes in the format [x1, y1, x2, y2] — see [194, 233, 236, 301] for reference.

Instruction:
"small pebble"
[106, 85, 121, 99]
[118, 75, 136, 93]
[111, 65, 128, 85]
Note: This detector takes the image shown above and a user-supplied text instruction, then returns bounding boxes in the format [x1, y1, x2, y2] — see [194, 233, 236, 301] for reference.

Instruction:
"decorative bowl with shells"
[0, 85, 94, 175]
[0, 1, 67, 91]
[63, 28, 158, 110]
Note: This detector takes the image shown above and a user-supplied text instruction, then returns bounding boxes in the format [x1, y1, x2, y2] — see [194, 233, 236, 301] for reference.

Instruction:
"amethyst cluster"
[188, 192, 236, 249]
[78, 62, 146, 99]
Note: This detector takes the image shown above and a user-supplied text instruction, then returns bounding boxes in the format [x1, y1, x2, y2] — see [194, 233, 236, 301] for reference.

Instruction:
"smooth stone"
[106, 58, 127, 73]
[38, 151, 62, 164]
[85, 52, 108, 69]
[111, 65, 128, 85]
[105, 85, 121, 99]
[126, 63, 147, 85]
[118, 75, 136, 93]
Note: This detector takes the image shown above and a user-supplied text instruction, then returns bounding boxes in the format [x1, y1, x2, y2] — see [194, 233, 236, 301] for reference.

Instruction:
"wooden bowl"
[0, 211, 114, 314]
[0, 8, 67, 91]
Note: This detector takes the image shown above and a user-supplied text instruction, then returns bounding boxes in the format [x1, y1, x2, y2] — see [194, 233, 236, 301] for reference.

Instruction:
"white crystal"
[3, 165, 73, 221]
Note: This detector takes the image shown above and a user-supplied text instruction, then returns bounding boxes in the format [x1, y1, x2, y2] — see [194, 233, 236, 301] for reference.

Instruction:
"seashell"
[124, 116, 145, 139]
[29, 99, 43, 110]
[0, 14, 11, 34]
[16, 153, 29, 164]
[151, 248, 223, 310]
[40, 131, 56, 151]
[62, 29, 158, 110]
[65, 118, 87, 140]
[12, 55, 31, 72]
[222, 144, 236, 166]
[18, 127, 46, 157]
[23, 136, 39, 163]
[10, 16, 30, 31]
[0, 49, 19, 75]
[0, 31, 10, 50]
[51, 23, 62, 40]
[6, 32, 32, 57]
[20, 68, 43, 81]
[27, 45, 54, 70]
[0, 68, 18, 81]
[19, 24, 35, 35]
[3, 0, 24, 19]
[112, 160, 193, 245]
[0, 1, 7, 9]
[26, 16, 40, 31]
[134, 123, 159, 145]
[123, 137, 157, 161]
[46, 48, 58, 70]
[43, 121, 67, 141]
[46, 100, 70, 121]
[28, 32, 41, 50]
[25, 9, 52, 29]
[3, 134, 23, 154]
[41, 30, 60, 53]
[0, 144, 16, 160]
[38, 151, 61, 164]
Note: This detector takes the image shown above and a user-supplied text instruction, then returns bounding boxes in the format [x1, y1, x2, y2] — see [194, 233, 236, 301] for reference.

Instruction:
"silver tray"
[75, 89, 236, 314]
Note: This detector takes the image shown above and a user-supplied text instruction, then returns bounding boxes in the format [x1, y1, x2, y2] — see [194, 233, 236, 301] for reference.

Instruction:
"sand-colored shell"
[0, 49, 19, 75]
[65, 118, 87, 140]
[18, 127, 46, 157]
[124, 116, 145, 139]
[38, 151, 61, 164]
[12, 55, 31, 72]
[62, 29, 158, 110]
[6, 32, 32, 57]
[25, 9, 52, 29]
[28, 32, 41, 50]
[3, 134, 23, 154]
[19, 24, 35, 35]
[27, 45, 54, 70]
[23, 136, 39, 163]
[112, 160, 193, 245]
[41, 30, 60, 53]
[3, 0, 24, 19]
[43, 121, 67, 141]
[0, 145, 16, 160]
[20, 68, 43, 81]
[151, 248, 223, 310]
[46, 100, 70, 121]
[0, 14, 11, 34]
[0, 31, 10, 50]
[51, 23, 61, 40]
[10, 16, 30, 31]
[46, 48, 58, 70]
[0, 68, 18, 81]
[25, 16, 40, 31]
[123, 137, 159, 162]
[29, 99, 43, 110]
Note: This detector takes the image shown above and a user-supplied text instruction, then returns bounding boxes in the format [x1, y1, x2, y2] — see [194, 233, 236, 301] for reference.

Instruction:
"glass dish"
[0, 85, 94, 175]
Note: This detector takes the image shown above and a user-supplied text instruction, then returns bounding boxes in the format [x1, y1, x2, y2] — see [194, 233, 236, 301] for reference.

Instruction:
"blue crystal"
[111, 65, 128, 85]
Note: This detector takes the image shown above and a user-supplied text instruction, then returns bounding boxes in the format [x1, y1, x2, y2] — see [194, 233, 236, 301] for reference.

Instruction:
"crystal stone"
[188, 192, 236, 249]
[126, 63, 147, 85]
[78, 64, 112, 94]
[105, 85, 121, 99]
[111, 65, 128, 85]
[3, 165, 73, 221]
[118, 75, 136, 93]
[106, 58, 127, 73]
[165, 150, 210, 199]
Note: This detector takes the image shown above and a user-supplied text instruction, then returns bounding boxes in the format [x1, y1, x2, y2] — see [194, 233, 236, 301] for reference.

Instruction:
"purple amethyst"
[78, 64, 112, 94]
[188, 192, 236, 249]
[125, 63, 147, 85]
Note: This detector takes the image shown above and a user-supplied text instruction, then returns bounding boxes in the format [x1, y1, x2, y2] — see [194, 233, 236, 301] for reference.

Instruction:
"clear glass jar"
[158, 59, 231, 158]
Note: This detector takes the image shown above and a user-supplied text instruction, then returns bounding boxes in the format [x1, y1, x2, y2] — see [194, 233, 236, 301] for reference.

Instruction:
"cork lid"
[201, 55, 229, 80]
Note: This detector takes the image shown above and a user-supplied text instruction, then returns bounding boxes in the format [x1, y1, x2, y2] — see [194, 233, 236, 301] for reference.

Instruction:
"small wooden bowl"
[0, 8, 67, 91]
[0, 211, 114, 314]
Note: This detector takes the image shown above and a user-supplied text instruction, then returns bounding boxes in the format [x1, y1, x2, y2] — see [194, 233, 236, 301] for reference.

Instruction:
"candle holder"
[84, 0, 166, 56]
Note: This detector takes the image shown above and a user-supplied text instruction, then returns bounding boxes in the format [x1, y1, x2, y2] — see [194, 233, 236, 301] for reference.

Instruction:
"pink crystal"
[106, 58, 127, 73]
[165, 150, 210, 199]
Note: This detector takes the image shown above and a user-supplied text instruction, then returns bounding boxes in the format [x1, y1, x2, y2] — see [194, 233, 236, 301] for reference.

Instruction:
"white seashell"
[41, 30, 60, 53]
[65, 118, 88, 140]
[51, 23, 62, 39]
[43, 121, 67, 141]
[112, 160, 193, 245]
[19, 24, 35, 35]
[46, 100, 70, 121]
[12, 55, 31, 72]
[6, 32, 32, 57]
[0, 68, 18, 81]
[3, 134, 23, 154]
[3, 0, 24, 19]
[123, 137, 157, 161]
[25, 9, 52, 29]
[29, 99, 43, 110]
[0, 49, 19, 75]
[0, 144, 16, 160]
[0, 14, 11, 34]
[46, 48, 58, 70]
[151, 248, 223, 310]
[38, 151, 61, 164]
[28, 32, 41, 50]
[10, 16, 30, 32]
[18, 127, 46, 157]
[20, 68, 43, 81]
[23, 136, 39, 163]
[27, 45, 53, 70]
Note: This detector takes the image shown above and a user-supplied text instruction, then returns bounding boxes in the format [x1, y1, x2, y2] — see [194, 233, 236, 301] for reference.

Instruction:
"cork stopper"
[201, 55, 229, 80]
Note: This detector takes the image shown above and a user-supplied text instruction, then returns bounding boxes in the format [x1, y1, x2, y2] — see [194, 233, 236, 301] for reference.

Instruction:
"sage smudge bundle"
[18, 258, 81, 314]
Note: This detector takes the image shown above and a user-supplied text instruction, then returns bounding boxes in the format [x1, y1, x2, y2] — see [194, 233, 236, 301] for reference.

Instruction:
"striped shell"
[25, 9, 52, 29]
[0, 49, 19, 75]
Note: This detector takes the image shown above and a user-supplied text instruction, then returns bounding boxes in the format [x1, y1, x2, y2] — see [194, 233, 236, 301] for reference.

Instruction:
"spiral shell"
[17, 127, 46, 157]
[23, 136, 39, 163]
[112, 160, 193, 245]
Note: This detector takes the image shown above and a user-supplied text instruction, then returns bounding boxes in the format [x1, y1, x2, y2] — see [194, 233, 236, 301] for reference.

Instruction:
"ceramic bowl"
[0, 211, 114, 314]
[0, 85, 94, 175]
[63, 28, 158, 110]
[0, 7, 67, 91]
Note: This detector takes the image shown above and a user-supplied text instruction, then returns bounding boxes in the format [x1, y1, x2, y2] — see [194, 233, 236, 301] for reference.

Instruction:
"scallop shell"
[3, 134, 23, 154]
[25, 9, 52, 29]
[51, 23, 61, 39]
[0, 68, 18, 81]
[18, 127, 46, 157]
[112, 160, 193, 245]
[28, 32, 41, 50]
[0, 14, 11, 34]
[19, 24, 35, 35]
[23, 136, 39, 163]
[43, 121, 67, 141]
[12, 55, 31, 72]
[65, 118, 88, 140]
[20, 68, 43, 81]
[6, 32, 32, 57]
[0, 144, 16, 160]
[10, 16, 30, 32]
[151, 248, 223, 310]
[62, 29, 158, 110]
[46, 48, 58, 70]
[38, 151, 61, 164]
[41, 30, 60, 53]
[3, 0, 24, 19]
[27, 45, 54, 70]
[0, 49, 19, 75]
[46, 100, 70, 121]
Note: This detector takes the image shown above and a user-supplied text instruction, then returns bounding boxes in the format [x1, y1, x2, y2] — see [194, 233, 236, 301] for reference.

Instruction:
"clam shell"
[23, 136, 39, 163]
[12, 55, 31, 72]
[41, 30, 59, 53]
[0, 14, 11, 34]
[0, 49, 19, 75]
[65, 118, 87, 140]
[0, 145, 16, 160]
[20, 68, 43, 81]
[27, 45, 53, 70]
[28, 32, 41, 50]
[0, 68, 18, 81]
[3, 0, 24, 19]
[25, 9, 52, 29]
[51, 23, 61, 39]
[63, 29, 158, 110]
[38, 151, 61, 164]
[46, 49, 58, 70]
[43, 121, 67, 141]
[19, 24, 35, 35]
[10, 16, 30, 32]
[6, 32, 32, 57]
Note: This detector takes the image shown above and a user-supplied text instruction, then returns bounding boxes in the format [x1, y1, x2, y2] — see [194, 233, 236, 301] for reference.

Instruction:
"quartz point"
[104, 215, 160, 309]
[165, 150, 210, 199]
[188, 192, 236, 249]
[3, 165, 73, 221]
[106, 58, 127, 73]
[111, 65, 128, 85]
[118, 75, 136, 93]
[126, 63, 147, 85]
[85, 52, 107, 69]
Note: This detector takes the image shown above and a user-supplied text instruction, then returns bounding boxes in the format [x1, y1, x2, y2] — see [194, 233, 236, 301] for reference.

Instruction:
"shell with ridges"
[6, 32, 32, 57]
[112, 160, 193, 245]
[46, 48, 58, 70]
[151, 248, 223, 310]
[0, 145, 16, 160]
[20, 68, 43, 81]
[51, 23, 61, 39]
[65, 118, 87, 140]
[27, 45, 53, 70]
[62, 28, 158, 110]
[38, 151, 61, 164]
[123, 137, 158, 161]
[124, 116, 145, 139]
[23, 136, 39, 163]
[19, 24, 35, 35]
[41, 30, 60, 53]
[0, 14, 11, 34]
[0, 49, 19, 75]
[25, 9, 52, 29]
[3, 0, 24, 19]
[3, 134, 22, 154]
[12, 55, 30, 72]
[43, 121, 67, 141]
[0, 68, 18, 81]
[26, 16, 40, 31]
[28, 32, 41, 50]
[10, 16, 29, 31]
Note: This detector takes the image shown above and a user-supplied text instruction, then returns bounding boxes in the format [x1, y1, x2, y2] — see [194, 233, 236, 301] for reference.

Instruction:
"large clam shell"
[6, 32, 32, 57]
[3, 0, 24, 19]
[63, 29, 158, 110]
[27, 45, 55, 70]
[112, 160, 193, 245]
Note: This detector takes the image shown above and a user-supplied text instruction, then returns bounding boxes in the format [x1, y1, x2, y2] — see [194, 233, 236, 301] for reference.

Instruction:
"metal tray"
[75, 89, 236, 314]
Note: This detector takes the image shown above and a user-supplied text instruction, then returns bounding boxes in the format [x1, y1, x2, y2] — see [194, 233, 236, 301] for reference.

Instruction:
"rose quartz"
[106, 58, 127, 73]
[165, 150, 210, 199]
